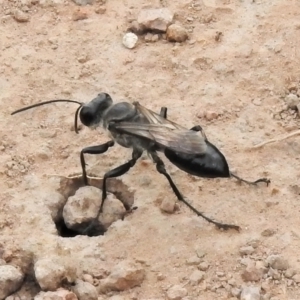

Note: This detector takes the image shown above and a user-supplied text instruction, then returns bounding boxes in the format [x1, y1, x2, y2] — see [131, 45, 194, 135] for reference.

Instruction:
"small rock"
[63, 186, 101, 228]
[99, 195, 127, 229]
[287, 279, 294, 286]
[252, 98, 262, 106]
[216, 271, 225, 277]
[261, 281, 270, 292]
[39, 130, 57, 138]
[240, 286, 261, 300]
[122, 32, 138, 49]
[36, 146, 51, 160]
[290, 185, 300, 195]
[186, 256, 201, 266]
[82, 273, 94, 285]
[95, 6, 106, 14]
[288, 83, 298, 92]
[166, 24, 188, 43]
[72, 279, 98, 300]
[266, 255, 289, 270]
[198, 261, 209, 271]
[285, 93, 299, 109]
[0, 265, 24, 299]
[13, 9, 30, 22]
[240, 246, 255, 256]
[144, 32, 154, 42]
[42, 191, 66, 222]
[78, 55, 89, 63]
[195, 249, 206, 258]
[98, 261, 145, 292]
[160, 197, 175, 213]
[261, 228, 276, 237]
[262, 293, 272, 300]
[205, 111, 218, 121]
[189, 270, 204, 284]
[34, 258, 75, 291]
[241, 266, 263, 282]
[152, 34, 159, 42]
[128, 20, 145, 35]
[255, 261, 267, 272]
[228, 278, 236, 286]
[247, 239, 260, 249]
[231, 287, 241, 298]
[34, 289, 78, 300]
[285, 268, 296, 279]
[268, 268, 280, 280]
[73, 9, 88, 21]
[166, 285, 188, 300]
[157, 273, 165, 281]
[137, 8, 174, 32]
[63, 186, 125, 230]
[6, 161, 14, 170]
[292, 274, 300, 283]
[72, 0, 93, 5]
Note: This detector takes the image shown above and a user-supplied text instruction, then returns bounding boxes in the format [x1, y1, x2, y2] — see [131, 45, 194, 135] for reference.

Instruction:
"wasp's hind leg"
[150, 151, 240, 231]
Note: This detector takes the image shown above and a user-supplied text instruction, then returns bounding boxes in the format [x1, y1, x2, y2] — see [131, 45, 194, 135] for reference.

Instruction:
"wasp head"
[78, 93, 113, 128]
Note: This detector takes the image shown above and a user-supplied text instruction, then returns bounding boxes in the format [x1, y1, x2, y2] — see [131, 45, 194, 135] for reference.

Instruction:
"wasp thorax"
[79, 93, 113, 127]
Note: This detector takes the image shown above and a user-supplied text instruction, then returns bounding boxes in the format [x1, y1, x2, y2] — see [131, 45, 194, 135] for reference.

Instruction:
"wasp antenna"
[11, 99, 83, 115]
[74, 105, 83, 134]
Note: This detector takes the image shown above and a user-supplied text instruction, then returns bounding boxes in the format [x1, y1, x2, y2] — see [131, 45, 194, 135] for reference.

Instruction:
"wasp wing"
[111, 122, 207, 155]
[133, 102, 186, 129]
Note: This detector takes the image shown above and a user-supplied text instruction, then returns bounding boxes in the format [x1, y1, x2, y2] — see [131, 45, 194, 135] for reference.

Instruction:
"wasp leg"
[150, 151, 240, 231]
[80, 141, 115, 185]
[159, 107, 202, 132]
[230, 173, 270, 186]
[83, 149, 143, 236]
[159, 107, 168, 118]
[159, 108, 208, 140]
[100, 149, 143, 213]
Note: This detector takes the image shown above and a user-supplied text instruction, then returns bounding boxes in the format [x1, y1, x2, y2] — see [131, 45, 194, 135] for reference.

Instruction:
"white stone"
[122, 33, 138, 49]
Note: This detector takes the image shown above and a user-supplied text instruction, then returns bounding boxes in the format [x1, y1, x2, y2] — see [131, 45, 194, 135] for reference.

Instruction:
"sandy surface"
[1, 0, 300, 299]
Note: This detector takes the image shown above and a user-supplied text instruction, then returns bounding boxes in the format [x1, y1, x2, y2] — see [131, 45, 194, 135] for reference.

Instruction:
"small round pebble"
[123, 33, 138, 49]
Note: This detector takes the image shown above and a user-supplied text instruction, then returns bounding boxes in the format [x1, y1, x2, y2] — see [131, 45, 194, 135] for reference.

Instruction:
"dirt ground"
[1, 0, 300, 299]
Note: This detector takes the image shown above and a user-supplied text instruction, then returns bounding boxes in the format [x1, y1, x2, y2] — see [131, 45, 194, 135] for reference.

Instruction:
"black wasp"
[11, 93, 270, 235]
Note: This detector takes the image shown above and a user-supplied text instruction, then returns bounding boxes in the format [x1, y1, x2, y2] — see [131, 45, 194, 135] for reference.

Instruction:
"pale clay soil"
[1, 0, 300, 299]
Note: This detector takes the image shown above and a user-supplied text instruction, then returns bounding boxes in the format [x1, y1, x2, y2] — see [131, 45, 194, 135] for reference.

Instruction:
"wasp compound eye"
[79, 106, 96, 127]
